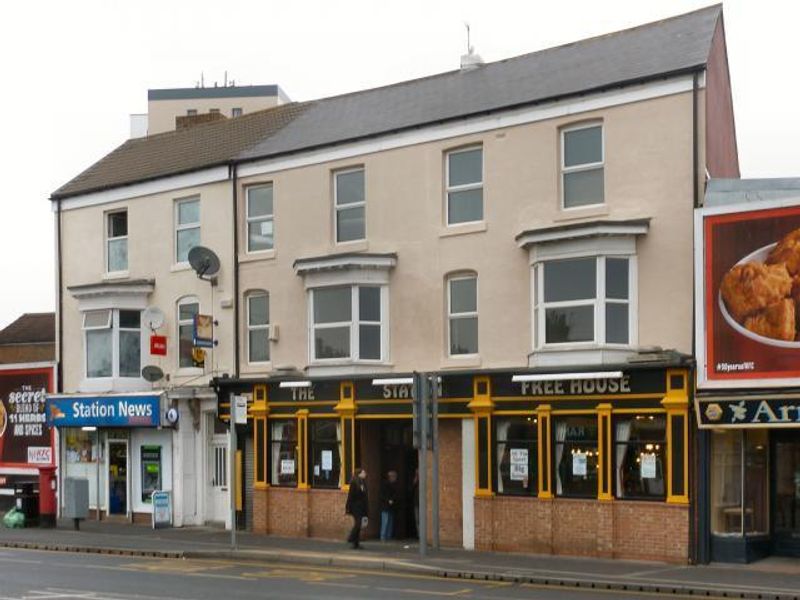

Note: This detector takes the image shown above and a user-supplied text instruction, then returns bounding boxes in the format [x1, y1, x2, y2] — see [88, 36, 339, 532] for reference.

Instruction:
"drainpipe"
[692, 71, 700, 209]
[56, 197, 63, 393]
[231, 163, 240, 378]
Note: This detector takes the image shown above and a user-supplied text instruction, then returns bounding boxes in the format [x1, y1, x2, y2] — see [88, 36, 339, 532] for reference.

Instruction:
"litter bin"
[14, 483, 39, 526]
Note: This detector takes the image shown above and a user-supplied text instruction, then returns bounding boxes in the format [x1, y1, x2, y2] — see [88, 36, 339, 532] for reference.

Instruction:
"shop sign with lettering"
[47, 394, 161, 428]
[697, 396, 800, 428]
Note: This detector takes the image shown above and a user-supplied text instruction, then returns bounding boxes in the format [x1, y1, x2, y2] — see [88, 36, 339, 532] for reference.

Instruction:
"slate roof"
[0, 313, 55, 345]
[52, 4, 721, 200]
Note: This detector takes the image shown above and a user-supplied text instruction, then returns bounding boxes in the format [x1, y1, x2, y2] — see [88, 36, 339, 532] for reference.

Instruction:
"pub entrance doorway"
[772, 430, 800, 557]
[357, 419, 418, 540]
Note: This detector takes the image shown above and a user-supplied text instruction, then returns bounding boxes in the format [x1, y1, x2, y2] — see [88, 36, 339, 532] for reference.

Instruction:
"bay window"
[83, 309, 141, 379]
[535, 256, 632, 347]
[311, 285, 385, 362]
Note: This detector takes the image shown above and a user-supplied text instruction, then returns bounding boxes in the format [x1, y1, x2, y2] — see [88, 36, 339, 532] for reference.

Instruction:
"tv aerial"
[188, 246, 221, 285]
[142, 306, 165, 332]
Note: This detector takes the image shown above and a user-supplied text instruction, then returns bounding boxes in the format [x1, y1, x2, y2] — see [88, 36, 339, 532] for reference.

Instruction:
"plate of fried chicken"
[719, 229, 800, 347]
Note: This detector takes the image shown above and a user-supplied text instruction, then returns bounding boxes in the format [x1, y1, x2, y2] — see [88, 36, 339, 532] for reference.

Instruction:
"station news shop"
[214, 359, 693, 563]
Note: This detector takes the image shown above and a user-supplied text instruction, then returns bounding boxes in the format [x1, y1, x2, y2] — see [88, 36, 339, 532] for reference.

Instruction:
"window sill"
[102, 271, 130, 281]
[528, 346, 637, 368]
[174, 367, 205, 378]
[440, 355, 482, 369]
[306, 362, 394, 377]
[440, 221, 487, 238]
[78, 377, 152, 393]
[554, 205, 609, 222]
[170, 263, 193, 273]
[333, 239, 369, 252]
[240, 249, 276, 263]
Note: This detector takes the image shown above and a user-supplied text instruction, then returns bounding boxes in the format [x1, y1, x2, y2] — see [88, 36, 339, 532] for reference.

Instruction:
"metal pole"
[229, 392, 237, 549]
[417, 372, 428, 558]
[96, 430, 100, 521]
[431, 376, 439, 551]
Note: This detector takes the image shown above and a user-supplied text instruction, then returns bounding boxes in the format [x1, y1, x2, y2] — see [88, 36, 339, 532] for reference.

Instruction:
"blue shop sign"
[47, 394, 161, 428]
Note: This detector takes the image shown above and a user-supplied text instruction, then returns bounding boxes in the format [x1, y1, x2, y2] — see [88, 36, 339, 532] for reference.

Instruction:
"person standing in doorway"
[345, 469, 368, 549]
[379, 470, 398, 541]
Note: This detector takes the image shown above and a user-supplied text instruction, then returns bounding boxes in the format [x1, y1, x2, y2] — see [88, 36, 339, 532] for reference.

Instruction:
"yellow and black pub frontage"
[213, 359, 693, 562]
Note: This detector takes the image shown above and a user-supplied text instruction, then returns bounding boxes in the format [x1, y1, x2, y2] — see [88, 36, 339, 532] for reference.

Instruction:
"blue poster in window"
[193, 314, 214, 348]
[47, 394, 161, 428]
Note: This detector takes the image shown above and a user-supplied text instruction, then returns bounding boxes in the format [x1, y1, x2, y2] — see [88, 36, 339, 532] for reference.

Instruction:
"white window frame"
[309, 285, 387, 364]
[247, 291, 270, 364]
[334, 167, 366, 244]
[561, 123, 605, 210]
[174, 196, 200, 265]
[231, 107, 243, 118]
[82, 309, 143, 380]
[534, 254, 636, 349]
[245, 184, 274, 253]
[445, 146, 484, 226]
[105, 210, 128, 274]
[447, 274, 479, 357]
[177, 296, 201, 371]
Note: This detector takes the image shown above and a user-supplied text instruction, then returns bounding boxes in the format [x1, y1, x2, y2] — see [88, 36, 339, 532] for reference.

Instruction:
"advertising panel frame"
[695, 196, 800, 389]
[0, 362, 56, 470]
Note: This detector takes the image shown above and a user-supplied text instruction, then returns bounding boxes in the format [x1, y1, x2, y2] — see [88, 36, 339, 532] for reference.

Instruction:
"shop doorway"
[772, 431, 800, 557]
[108, 441, 128, 515]
[206, 414, 229, 524]
[357, 420, 417, 540]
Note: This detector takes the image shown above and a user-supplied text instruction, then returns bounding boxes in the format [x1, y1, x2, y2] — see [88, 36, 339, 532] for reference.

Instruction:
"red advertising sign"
[698, 203, 800, 388]
[150, 335, 167, 356]
[0, 366, 54, 467]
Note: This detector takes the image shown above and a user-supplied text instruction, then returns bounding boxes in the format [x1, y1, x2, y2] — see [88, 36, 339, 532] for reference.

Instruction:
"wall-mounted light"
[371, 377, 414, 386]
[278, 381, 312, 389]
[81, 426, 97, 432]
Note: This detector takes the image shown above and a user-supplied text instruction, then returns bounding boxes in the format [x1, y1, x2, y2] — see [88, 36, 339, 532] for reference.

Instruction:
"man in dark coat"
[379, 470, 398, 541]
[345, 469, 368, 549]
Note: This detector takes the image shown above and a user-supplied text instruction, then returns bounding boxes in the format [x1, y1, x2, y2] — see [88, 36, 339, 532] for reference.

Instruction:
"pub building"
[214, 356, 692, 562]
[694, 179, 800, 563]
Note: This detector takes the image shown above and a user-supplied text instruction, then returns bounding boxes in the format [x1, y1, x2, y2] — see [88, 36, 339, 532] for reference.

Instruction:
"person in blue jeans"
[379, 470, 398, 542]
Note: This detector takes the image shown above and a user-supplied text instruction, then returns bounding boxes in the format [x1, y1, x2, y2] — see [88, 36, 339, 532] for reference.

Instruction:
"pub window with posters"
[495, 416, 538, 496]
[554, 415, 598, 498]
[270, 419, 297, 487]
[310, 420, 341, 488]
[614, 414, 666, 500]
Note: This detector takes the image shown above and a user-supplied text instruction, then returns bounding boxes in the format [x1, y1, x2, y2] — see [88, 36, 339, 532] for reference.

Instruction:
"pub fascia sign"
[518, 376, 632, 396]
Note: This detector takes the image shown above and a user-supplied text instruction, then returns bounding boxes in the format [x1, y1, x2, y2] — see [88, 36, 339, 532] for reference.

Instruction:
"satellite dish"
[141, 365, 164, 382]
[142, 306, 165, 331]
[188, 246, 221, 281]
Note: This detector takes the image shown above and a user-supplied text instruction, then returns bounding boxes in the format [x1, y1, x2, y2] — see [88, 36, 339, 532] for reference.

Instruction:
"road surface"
[0, 547, 718, 599]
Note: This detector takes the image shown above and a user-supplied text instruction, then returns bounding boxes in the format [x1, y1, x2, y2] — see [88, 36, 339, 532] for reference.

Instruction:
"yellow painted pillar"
[536, 404, 553, 499]
[468, 375, 493, 497]
[296, 409, 310, 490]
[334, 381, 356, 490]
[662, 369, 690, 504]
[596, 403, 613, 501]
[252, 384, 269, 489]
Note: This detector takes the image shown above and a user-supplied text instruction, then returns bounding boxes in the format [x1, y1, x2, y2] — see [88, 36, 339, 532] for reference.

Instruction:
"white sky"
[0, 0, 797, 329]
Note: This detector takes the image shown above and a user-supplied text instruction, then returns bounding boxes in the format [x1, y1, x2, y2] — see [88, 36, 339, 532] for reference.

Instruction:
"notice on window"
[640, 453, 657, 479]
[321, 450, 333, 472]
[509, 448, 528, 481]
[572, 452, 587, 476]
[314, 465, 320, 477]
[280, 459, 295, 475]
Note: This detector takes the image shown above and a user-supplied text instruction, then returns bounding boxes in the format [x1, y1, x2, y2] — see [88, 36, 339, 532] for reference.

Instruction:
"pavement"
[1, 520, 799, 600]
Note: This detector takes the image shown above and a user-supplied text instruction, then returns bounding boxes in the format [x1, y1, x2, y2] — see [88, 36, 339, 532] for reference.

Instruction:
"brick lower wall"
[475, 495, 689, 563]
[309, 488, 350, 540]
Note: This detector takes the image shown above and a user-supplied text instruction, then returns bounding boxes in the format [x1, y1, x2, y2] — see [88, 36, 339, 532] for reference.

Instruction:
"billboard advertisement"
[0, 365, 55, 468]
[697, 201, 800, 388]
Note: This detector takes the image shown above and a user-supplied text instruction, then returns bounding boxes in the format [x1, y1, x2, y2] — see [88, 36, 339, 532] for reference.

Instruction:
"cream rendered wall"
[148, 96, 282, 135]
[60, 180, 235, 393]
[236, 90, 697, 375]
